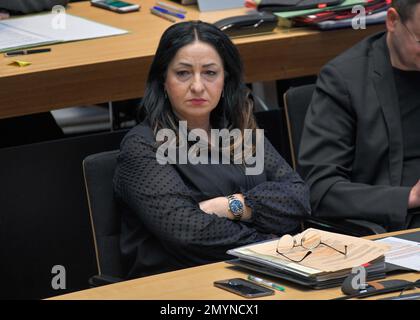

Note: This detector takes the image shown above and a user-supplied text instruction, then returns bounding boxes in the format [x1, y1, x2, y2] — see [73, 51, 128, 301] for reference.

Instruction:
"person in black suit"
[113, 21, 311, 279]
[299, 0, 420, 231]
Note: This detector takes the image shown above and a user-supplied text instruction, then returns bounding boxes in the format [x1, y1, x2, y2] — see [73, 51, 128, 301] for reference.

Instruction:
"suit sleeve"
[113, 133, 275, 265]
[298, 63, 410, 230]
[242, 137, 311, 235]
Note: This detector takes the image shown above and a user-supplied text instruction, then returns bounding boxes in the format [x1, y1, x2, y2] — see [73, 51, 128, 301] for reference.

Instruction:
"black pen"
[4, 48, 51, 57]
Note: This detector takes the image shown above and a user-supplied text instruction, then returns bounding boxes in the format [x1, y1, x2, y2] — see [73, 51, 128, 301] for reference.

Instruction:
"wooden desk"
[0, 0, 384, 120]
[51, 228, 420, 300]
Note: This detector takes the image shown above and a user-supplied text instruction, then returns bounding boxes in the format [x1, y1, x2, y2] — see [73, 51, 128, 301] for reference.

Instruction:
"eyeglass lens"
[301, 230, 322, 250]
[277, 234, 295, 253]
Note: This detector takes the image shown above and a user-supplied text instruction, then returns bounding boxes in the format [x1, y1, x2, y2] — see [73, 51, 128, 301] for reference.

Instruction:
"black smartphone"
[214, 278, 275, 298]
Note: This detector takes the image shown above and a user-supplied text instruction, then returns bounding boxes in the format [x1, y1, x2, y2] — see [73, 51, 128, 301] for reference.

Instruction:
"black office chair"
[83, 150, 124, 286]
[283, 84, 386, 236]
[254, 109, 287, 156]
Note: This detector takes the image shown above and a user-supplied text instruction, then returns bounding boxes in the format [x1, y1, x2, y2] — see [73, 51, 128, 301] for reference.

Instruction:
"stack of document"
[227, 228, 389, 289]
[297, 0, 390, 30]
[376, 236, 420, 272]
[0, 12, 128, 52]
[253, 0, 389, 29]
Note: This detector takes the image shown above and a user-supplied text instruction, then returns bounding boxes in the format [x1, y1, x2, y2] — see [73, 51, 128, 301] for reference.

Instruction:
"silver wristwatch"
[227, 195, 244, 220]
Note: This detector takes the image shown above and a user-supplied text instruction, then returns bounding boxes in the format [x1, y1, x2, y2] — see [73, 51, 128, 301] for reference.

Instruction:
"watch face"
[230, 199, 243, 213]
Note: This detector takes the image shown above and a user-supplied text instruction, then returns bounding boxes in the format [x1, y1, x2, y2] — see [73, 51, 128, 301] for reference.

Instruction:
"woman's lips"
[188, 99, 207, 105]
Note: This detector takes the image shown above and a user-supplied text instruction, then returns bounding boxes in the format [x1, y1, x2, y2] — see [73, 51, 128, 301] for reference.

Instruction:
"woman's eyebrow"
[176, 62, 193, 67]
[174, 62, 219, 68]
[202, 63, 218, 68]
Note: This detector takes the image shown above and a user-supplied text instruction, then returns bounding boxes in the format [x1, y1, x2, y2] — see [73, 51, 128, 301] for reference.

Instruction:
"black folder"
[227, 259, 386, 289]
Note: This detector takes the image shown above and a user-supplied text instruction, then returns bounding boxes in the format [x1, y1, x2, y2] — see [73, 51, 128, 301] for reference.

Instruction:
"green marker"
[248, 275, 286, 292]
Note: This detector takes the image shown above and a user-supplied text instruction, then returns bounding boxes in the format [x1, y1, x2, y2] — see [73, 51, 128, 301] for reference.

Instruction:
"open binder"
[227, 228, 389, 289]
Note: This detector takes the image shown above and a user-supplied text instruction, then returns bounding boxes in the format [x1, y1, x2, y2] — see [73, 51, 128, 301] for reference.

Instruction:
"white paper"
[0, 13, 127, 51]
[0, 23, 56, 51]
[376, 237, 420, 271]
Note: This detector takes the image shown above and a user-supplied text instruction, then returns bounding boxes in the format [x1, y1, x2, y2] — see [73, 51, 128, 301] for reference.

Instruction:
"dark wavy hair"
[139, 21, 257, 141]
[392, 0, 420, 22]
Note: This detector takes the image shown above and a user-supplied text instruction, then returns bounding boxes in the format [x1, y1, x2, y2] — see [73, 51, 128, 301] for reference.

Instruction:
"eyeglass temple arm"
[320, 241, 348, 255]
[277, 250, 313, 263]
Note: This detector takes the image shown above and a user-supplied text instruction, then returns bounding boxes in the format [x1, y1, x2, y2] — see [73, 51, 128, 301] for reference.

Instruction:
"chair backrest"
[283, 84, 316, 174]
[254, 109, 289, 159]
[82, 150, 123, 278]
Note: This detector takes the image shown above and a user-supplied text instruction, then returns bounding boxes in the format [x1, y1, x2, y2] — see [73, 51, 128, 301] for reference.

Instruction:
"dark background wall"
[0, 130, 127, 299]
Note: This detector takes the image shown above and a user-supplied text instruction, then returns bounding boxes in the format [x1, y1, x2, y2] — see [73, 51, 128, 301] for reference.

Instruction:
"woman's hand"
[199, 197, 229, 218]
[408, 180, 420, 209]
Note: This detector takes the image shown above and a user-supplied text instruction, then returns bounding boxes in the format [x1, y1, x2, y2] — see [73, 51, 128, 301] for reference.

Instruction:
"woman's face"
[164, 40, 225, 128]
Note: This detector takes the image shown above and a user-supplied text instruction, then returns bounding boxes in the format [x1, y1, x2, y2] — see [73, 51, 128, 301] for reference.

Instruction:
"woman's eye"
[204, 70, 217, 76]
[176, 71, 190, 78]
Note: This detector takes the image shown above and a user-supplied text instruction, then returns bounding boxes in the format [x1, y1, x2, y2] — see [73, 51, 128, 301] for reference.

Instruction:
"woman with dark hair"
[114, 21, 310, 279]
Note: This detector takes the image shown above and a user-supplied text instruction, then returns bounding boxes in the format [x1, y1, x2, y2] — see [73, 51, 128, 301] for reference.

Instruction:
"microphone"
[337, 272, 416, 300]
[341, 272, 375, 295]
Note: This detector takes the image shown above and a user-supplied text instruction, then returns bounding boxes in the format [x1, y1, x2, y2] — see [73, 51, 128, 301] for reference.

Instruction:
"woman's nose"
[190, 74, 204, 93]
